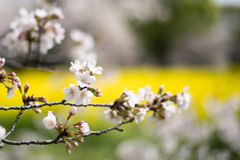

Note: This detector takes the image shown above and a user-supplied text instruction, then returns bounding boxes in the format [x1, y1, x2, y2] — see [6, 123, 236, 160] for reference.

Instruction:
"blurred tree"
[130, 0, 219, 64]
[221, 6, 240, 64]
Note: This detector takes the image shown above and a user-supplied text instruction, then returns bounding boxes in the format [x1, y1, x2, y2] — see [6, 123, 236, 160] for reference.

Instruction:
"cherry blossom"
[79, 122, 90, 134]
[7, 82, 18, 99]
[177, 86, 191, 113]
[0, 57, 5, 68]
[135, 108, 147, 124]
[124, 89, 140, 108]
[162, 101, 176, 119]
[88, 60, 103, 75]
[104, 109, 122, 124]
[43, 111, 57, 129]
[10, 8, 37, 31]
[76, 88, 93, 105]
[35, 8, 48, 19]
[3, 30, 20, 51]
[69, 106, 77, 116]
[75, 70, 96, 88]
[70, 29, 94, 52]
[138, 85, 154, 102]
[49, 7, 64, 20]
[0, 126, 6, 141]
[63, 84, 80, 101]
[53, 23, 65, 44]
[69, 60, 87, 74]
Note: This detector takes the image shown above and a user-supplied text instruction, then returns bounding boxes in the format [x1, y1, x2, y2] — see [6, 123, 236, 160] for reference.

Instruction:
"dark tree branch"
[0, 100, 114, 111]
[1, 118, 135, 146]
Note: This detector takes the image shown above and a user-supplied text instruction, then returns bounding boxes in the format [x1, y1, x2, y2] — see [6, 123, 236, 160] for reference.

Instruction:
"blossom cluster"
[0, 57, 21, 98]
[70, 29, 97, 62]
[3, 7, 65, 55]
[63, 59, 103, 105]
[116, 95, 240, 160]
[43, 107, 90, 154]
[104, 85, 190, 124]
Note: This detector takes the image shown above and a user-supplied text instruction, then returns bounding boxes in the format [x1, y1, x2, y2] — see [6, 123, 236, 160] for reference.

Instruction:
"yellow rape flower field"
[1, 66, 240, 121]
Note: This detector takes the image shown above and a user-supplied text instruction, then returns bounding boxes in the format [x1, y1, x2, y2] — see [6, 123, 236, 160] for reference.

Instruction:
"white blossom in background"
[3, 7, 65, 55]
[35, 8, 48, 18]
[135, 108, 147, 124]
[11, 8, 37, 31]
[3, 30, 21, 51]
[63, 84, 80, 101]
[53, 23, 65, 44]
[76, 88, 93, 105]
[0, 126, 6, 141]
[88, 60, 103, 75]
[40, 32, 55, 54]
[71, 49, 98, 63]
[49, 7, 64, 20]
[79, 122, 90, 134]
[104, 109, 122, 124]
[69, 29, 97, 62]
[177, 86, 191, 113]
[116, 139, 160, 160]
[70, 29, 94, 51]
[75, 70, 96, 88]
[43, 111, 57, 129]
[0, 57, 5, 68]
[69, 60, 87, 74]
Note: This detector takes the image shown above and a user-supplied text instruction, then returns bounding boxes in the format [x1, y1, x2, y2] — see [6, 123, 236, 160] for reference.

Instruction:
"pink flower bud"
[12, 77, 20, 83]
[69, 106, 77, 116]
[39, 96, 47, 102]
[67, 149, 71, 154]
[33, 107, 42, 114]
[66, 141, 72, 149]
[9, 72, 16, 77]
[70, 140, 79, 147]
[24, 83, 29, 93]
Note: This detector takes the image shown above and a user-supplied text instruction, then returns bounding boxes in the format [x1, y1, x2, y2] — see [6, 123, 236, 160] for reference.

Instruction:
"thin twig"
[5, 110, 24, 138]
[0, 100, 113, 111]
[1, 118, 134, 146]
[85, 118, 135, 137]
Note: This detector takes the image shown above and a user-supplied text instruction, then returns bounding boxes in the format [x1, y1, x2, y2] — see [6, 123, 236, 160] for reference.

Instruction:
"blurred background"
[0, 0, 240, 159]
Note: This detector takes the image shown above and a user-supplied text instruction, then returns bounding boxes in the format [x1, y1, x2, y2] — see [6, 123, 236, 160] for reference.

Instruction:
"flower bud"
[88, 88, 102, 97]
[67, 149, 71, 154]
[65, 141, 72, 149]
[33, 107, 42, 114]
[70, 140, 79, 147]
[158, 84, 164, 95]
[38, 96, 48, 103]
[69, 106, 77, 116]
[12, 77, 20, 83]
[8, 72, 16, 77]
[24, 83, 30, 94]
